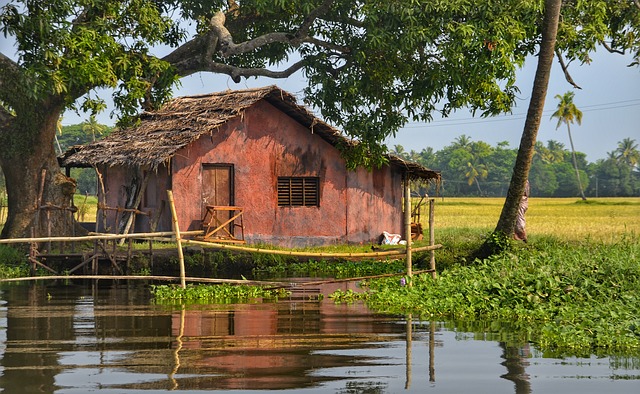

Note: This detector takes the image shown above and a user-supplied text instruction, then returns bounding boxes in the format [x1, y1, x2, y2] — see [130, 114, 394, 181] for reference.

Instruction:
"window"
[277, 177, 319, 207]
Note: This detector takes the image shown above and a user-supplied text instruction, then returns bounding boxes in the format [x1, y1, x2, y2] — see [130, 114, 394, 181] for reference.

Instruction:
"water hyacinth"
[339, 236, 640, 356]
[151, 284, 290, 304]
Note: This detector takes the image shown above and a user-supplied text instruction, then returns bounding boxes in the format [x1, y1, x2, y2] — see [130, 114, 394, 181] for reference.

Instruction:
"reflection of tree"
[0, 284, 74, 394]
[500, 343, 531, 394]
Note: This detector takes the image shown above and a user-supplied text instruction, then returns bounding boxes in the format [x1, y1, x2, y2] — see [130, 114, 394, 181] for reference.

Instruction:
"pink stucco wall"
[100, 100, 406, 247]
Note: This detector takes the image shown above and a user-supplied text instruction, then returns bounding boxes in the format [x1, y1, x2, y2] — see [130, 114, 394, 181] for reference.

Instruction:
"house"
[61, 86, 439, 247]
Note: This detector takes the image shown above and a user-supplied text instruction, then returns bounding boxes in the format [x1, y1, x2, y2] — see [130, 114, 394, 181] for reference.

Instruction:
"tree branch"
[554, 49, 582, 89]
[162, 31, 219, 77]
[202, 59, 307, 83]
[601, 40, 626, 55]
[302, 37, 350, 53]
[213, 0, 336, 57]
[320, 15, 365, 29]
[165, 1, 342, 81]
[296, 0, 335, 38]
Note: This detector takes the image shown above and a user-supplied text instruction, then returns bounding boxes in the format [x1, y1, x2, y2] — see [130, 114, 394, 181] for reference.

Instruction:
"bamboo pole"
[0, 275, 287, 286]
[167, 190, 186, 289]
[153, 236, 442, 258]
[404, 174, 412, 285]
[405, 313, 413, 390]
[429, 198, 436, 279]
[0, 230, 441, 259]
[0, 230, 203, 244]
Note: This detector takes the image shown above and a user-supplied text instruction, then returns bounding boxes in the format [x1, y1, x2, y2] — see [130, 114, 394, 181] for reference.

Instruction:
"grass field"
[417, 197, 640, 244]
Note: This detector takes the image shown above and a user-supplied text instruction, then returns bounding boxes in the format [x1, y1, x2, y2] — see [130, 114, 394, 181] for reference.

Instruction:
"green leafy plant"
[358, 235, 640, 355]
[150, 284, 290, 305]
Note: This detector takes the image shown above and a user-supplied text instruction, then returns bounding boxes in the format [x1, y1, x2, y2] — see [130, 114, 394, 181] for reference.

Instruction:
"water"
[0, 282, 637, 393]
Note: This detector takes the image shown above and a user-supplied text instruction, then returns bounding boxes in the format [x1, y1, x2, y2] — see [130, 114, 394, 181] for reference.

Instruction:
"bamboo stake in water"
[429, 198, 436, 279]
[404, 174, 412, 284]
[167, 190, 186, 289]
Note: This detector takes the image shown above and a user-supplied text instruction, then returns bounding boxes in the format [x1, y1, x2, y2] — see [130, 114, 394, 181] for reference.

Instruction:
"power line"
[401, 99, 640, 129]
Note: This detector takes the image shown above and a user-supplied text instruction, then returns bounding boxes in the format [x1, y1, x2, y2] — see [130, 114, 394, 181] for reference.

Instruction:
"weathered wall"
[345, 165, 404, 244]
[170, 100, 346, 246]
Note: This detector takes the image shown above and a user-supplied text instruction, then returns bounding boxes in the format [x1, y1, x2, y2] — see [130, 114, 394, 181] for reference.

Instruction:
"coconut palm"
[465, 161, 489, 195]
[551, 91, 586, 200]
[546, 140, 566, 163]
[82, 115, 106, 142]
[452, 134, 472, 150]
[615, 138, 640, 170]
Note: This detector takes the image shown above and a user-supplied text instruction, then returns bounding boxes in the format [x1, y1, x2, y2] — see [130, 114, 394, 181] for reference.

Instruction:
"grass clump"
[150, 283, 290, 304]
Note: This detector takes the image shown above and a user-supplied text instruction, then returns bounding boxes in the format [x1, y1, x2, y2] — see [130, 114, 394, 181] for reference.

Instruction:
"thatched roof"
[60, 85, 439, 181]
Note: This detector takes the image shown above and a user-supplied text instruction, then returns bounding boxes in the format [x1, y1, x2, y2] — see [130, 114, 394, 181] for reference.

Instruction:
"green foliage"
[150, 283, 290, 304]
[1, 0, 182, 119]
[356, 236, 640, 355]
[0, 245, 30, 278]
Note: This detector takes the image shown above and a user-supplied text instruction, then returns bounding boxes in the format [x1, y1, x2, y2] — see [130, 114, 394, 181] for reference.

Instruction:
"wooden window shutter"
[277, 177, 319, 206]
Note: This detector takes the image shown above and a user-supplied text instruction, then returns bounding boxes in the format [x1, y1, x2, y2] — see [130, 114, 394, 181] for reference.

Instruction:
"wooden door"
[202, 164, 234, 235]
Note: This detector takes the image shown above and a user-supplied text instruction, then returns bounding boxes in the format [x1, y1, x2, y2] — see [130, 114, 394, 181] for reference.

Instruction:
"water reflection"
[0, 282, 637, 393]
[500, 343, 531, 394]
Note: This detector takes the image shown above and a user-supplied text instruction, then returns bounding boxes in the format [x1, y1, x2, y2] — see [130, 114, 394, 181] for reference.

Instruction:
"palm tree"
[452, 134, 472, 150]
[82, 115, 106, 142]
[551, 91, 586, 200]
[466, 161, 489, 195]
[615, 137, 640, 170]
[546, 140, 566, 163]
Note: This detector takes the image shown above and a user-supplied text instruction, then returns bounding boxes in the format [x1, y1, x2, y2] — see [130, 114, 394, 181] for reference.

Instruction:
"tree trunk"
[0, 104, 76, 239]
[566, 124, 587, 200]
[483, 0, 562, 255]
[475, 178, 483, 195]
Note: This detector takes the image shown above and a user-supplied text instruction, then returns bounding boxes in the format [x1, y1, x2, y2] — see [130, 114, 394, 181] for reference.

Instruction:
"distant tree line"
[393, 135, 640, 198]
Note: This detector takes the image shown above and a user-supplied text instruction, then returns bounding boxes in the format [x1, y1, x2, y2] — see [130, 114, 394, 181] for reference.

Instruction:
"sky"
[1, 23, 638, 163]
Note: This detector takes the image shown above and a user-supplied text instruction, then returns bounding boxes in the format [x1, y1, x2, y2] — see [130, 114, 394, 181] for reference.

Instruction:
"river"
[0, 281, 637, 393]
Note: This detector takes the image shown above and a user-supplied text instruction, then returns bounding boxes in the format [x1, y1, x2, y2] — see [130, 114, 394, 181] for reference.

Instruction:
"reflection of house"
[170, 299, 403, 390]
[61, 86, 439, 247]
